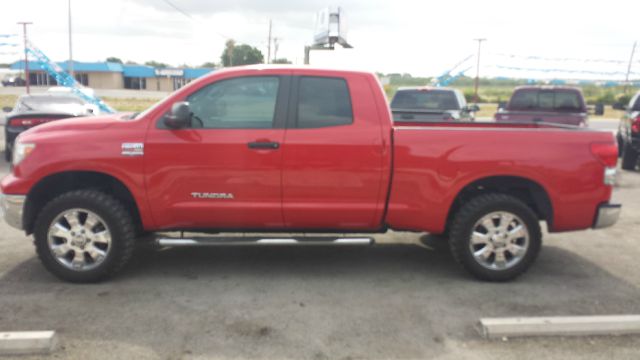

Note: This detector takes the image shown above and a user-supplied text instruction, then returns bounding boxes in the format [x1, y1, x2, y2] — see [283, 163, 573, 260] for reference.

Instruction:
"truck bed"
[386, 122, 615, 233]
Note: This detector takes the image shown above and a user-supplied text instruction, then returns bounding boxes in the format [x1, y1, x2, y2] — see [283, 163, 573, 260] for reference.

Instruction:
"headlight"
[12, 142, 36, 166]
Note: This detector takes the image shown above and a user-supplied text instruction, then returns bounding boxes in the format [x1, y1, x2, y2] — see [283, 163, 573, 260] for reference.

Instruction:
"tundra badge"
[191, 192, 235, 199]
[121, 143, 144, 156]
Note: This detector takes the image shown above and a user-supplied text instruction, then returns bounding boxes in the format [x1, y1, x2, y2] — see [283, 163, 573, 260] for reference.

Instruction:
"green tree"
[200, 62, 217, 68]
[106, 57, 123, 64]
[145, 60, 169, 68]
[220, 40, 264, 67]
[271, 58, 292, 64]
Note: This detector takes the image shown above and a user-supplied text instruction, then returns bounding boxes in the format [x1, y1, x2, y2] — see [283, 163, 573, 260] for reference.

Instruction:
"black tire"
[34, 190, 136, 283]
[621, 145, 639, 171]
[4, 145, 10, 162]
[449, 193, 542, 282]
[616, 134, 624, 158]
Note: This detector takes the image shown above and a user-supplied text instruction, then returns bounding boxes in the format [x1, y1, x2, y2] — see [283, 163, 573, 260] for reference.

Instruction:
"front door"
[144, 75, 290, 230]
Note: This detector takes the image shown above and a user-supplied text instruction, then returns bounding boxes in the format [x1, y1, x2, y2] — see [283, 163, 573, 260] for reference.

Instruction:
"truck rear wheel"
[621, 145, 638, 170]
[33, 190, 136, 283]
[449, 193, 541, 281]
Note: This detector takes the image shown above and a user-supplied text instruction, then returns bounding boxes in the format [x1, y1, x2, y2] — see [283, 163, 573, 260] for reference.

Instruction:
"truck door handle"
[248, 141, 280, 150]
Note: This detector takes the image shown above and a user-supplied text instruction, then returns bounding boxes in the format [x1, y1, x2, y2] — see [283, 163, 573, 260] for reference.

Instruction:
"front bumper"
[593, 203, 622, 229]
[0, 193, 26, 230]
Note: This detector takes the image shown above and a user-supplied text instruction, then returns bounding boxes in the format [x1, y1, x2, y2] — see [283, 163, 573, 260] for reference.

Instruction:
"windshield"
[15, 95, 88, 114]
[508, 90, 584, 112]
[391, 90, 460, 111]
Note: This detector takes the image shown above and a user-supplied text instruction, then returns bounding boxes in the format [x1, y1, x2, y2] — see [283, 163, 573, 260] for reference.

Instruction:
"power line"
[160, 0, 193, 19]
[494, 53, 640, 65]
[158, 0, 231, 40]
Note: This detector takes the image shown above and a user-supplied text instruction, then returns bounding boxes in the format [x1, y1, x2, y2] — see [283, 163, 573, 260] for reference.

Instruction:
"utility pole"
[267, 19, 272, 64]
[473, 38, 486, 103]
[17, 22, 32, 94]
[68, 0, 74, 78]
[624, 41, 637, 94]
[273, 38, 280, 61]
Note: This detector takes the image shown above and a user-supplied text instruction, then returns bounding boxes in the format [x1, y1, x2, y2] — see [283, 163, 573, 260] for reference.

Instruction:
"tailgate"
[495, 111, 586, 126]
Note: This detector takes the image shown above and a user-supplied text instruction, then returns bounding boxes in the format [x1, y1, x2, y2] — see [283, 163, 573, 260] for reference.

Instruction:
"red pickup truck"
[0, 66, 621, 283]
[495, 86, 589, 127]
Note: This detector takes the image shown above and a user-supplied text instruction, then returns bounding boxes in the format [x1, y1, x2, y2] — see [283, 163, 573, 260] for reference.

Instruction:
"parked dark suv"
[615, 91, 640, 170]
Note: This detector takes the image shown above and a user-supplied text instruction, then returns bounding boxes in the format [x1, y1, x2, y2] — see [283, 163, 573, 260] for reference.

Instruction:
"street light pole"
[473, 38, 486, 103]
[68, 0, 74, 78]
[624, 41, 637, 94]
[17, 21, 32, 94]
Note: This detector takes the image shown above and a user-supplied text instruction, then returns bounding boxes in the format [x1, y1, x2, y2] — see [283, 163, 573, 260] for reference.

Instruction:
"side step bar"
[156, 237, 374, 247]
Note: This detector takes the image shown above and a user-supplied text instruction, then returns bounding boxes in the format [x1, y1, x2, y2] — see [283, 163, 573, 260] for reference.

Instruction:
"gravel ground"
[0, 124, 639, 359]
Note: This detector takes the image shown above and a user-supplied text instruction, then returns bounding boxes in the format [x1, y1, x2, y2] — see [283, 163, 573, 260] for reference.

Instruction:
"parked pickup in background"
[0, 66, 621, 283]
[390, 87, 478, 123]
[495, 86, 590, 127]
[615, 90, 640, 170]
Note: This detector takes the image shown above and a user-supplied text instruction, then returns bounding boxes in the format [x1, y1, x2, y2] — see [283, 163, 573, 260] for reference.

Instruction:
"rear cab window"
[508, 89, 585, 112]
[295, 76, 353, 128]
[390, 89, 460, 111]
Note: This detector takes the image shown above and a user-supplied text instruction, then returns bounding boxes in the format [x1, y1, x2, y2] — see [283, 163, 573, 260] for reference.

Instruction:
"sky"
[0, 0, 639, 80]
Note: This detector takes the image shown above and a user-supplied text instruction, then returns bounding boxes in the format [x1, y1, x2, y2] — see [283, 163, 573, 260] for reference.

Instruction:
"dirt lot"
[0, 127, 639, 359]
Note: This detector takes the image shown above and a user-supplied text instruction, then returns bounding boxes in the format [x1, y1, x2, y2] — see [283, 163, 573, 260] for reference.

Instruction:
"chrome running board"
[156, 236, 374, 247]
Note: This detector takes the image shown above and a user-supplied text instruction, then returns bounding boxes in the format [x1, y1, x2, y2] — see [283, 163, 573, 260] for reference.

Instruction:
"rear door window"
[296, 77, 353, 128]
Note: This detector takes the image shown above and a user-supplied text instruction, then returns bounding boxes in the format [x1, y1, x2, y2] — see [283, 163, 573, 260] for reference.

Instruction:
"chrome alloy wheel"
[47, 208, 112, 271]
[469, 211, 530, 270]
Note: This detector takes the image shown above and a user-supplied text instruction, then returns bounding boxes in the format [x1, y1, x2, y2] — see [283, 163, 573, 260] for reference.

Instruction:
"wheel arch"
[23, 171, 143, 235]
[445, 175, 553, 233]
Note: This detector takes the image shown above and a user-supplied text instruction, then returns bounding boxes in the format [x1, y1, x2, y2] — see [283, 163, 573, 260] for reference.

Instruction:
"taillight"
[590, 142, 618, 167]
[631, 116, 640, 133]
[8, 118, 50, 127]
[590, 142, 618, 186]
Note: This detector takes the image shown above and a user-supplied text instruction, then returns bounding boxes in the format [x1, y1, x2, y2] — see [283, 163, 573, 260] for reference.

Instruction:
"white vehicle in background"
[47, 86, 101, 115]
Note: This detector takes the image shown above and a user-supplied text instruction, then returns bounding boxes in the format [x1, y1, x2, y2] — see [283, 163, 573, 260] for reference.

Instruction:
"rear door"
[281, 72, 387, 230]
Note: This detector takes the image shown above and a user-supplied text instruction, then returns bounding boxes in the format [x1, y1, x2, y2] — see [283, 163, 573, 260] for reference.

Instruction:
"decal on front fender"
[121, 143, 144, 156]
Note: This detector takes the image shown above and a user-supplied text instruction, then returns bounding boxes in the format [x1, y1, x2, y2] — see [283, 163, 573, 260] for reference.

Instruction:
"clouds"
[0, 0, 638, 79]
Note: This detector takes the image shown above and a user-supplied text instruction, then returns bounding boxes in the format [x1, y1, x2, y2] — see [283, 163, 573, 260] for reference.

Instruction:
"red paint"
[1, 66, 617, 235]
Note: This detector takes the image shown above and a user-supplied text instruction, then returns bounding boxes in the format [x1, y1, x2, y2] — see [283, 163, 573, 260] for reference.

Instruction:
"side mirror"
[497, 101, 507, 110]
[2, 106, 12, 113]
[164, 102, 192, 129]
[612, 102, 626, 111]
[468, 104, 480, 112]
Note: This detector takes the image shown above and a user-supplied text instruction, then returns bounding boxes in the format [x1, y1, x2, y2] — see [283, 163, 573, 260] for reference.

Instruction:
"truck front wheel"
[33, 190, 136, 283]
[449, 193, 542, 281]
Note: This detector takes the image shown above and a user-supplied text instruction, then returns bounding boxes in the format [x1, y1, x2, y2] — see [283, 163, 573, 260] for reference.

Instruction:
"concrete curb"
[0, 331, 57, 355]
[478, 315, 640, 339]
